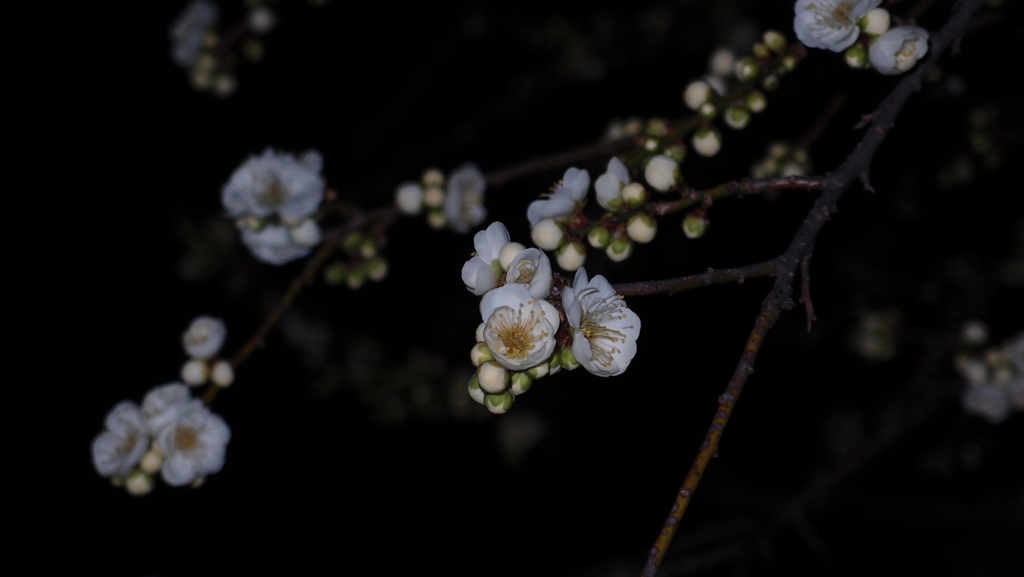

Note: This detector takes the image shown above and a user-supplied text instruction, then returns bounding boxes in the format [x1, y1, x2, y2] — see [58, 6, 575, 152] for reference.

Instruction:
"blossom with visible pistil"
[868, 26, 929, 76]
[793, 0, 882, 52]
[92, 401, 150, 478]
[526, 167, 590, 227]
[480, 284, 559, 371]
[156, 399, 231, 486]
[562, 268, 641, 377]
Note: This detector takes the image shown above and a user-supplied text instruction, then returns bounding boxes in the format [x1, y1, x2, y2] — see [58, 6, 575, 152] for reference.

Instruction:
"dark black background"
[49, 1, 1022, 575]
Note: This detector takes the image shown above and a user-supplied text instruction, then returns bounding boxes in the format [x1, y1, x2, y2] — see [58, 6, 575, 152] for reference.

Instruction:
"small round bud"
[358, 239, 377, 260]
[556, 239, 587, 272]
[845, 44, 868, 69]
[422, 168, 445, 187]
[366, 257, 388, 282]
[182, 316, 227, 360]
[468, 374, 486, 405]
[181, 359, 208, 386]
[290, 219, 323, 247]
[735, 57, 759, 81]
[526, 361, 549, 380]
[698, 102, 717, 121]
[426, 209, 447, 230]
[692, 127, 722, 157]
[499, 242, 526, 270]
[683, 80, 711, 110]
[212, 75, 237, 98]
[475, 322, 486, 343]
[780, 162, 806, 177]
[708, 47, 735, 77]
[485, 391, 514, 414]
[626, 214, 657, 244]
[724, 106, 751, 130]
[423, 186, 445, 208]
[343, 232, 363, 254]
[345, 267, 367, 290]
[752, 43, 771, 59]
[471, 343, 494, 367]
[746, 90, 767, 113]
[682, 212, 709, 239]
[761, 74, 780, 91]
[140, 449, 163, 475]
[548, 354, 563, 375]
[646, 118, 669, 136]
[861, 8, 890, 36]
[478, 360, 511, 394]
[211, 360, 234, 388]
[763, 30, 786, 53]
[644, 154, 679, 192]
[961, 320, 989, 346]
[560, 347, 580, 370]
[781, 54, 799, 71]
[664, 143, 687, 163]
[395, 182, 424, 216]
[622, 182, 648, 207]
[324, 261, 346, 286]
[531, 218, 564, 251]
[606, 236, 634, 262]
[126, 471, 154, 497]
[248, 7, 276, 34]
[510, 372, 533, 395]
[587, 226, 612, 250]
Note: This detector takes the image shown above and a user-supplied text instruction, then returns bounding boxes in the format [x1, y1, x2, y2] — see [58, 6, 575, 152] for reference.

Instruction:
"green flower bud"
[606, 235, 634, 263]
[366, 257, 388, 282]
[587, 225, 612, 250]
[698, 102, 717, 121]
[421, 167, 445, 188]
[692, 127, 722, 157]
[845, 44, 868, 69]
[426, 209, 446, 229]
[359, 239, 377, 259]
[682, 212, 709, 239]
[560, 347, 580, 370]
[324, 261, 346, 286]
[763, 30, 786, 53]
[510, 372, 533, 395]
[664, 143, 687, 163]
[345, 267, 367, 290]
[761, 74, 780, 91]
[548, 353, 563, 375]
[343, 232, 363, 254]
[471, 343, 493, 367]
[468, 374, 485, 405]
[526, 361, 550, 380]
[752, 43, 771, 59]
[485, 391, 514, 414]
[781, 54, 798, 72]
[724, 106, 751, 130]
[746, 90, 767, 113]
[622, 182, 648, 208]
[735, 57, 759, 81]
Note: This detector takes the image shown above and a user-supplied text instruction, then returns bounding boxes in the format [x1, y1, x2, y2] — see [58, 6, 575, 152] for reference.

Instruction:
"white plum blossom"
[394, 182, 425, 216]
[594, 157, 631, 211]
[527, 167, 590, 227]
[170, 0, 219, 68]
[156, 399, 231, 486]
[506, 248, 553, 300]
[142, 382, 192, 436]
[793, 0, 882, 52]
[444, 163, 487, 234]
[645, 155, 679, 191]
[869, 26, 929, 76]
[182, 316, 227, 359]
[962, 384, 1012, 424]
[562, 268, 641, 377]
[239, 221, 323, 265]
[462, 222, 511, 296]
[480, 284, 559, 371]
[92, 401, 150, 478]
[222, 148, 324, 222]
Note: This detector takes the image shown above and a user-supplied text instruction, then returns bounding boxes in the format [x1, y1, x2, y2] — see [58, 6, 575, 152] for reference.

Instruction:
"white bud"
[289, 219, 322, 247]
[780, 162, 806, 177]
[626, 214, 657, 244]
[692, 127, 722, 157]
[526, 361, 549, 380]
[471, 343, 494, 367]
[426, 210, 446, 229]
[478, 360, 510, 394]
[395, 182, 424, 216]
[140, 449, 163, 475]
[862, 8, 890, 36]
[423, 186, 445, 208]
[475, 322, 486, 343]
[734, 57, 758, 81]
[510, 372, 533, 395]
[708, 47, 735, 77]
[845, 45, 869, 69]
[468, 374, 486, 405]
[621, 182, 648, 207]
[644, 155, 679, 192]
[587, 226, 612, 250]
[556, 240, 587, 272]
[960, 320, 988, 346]
[724, 106, 751, 130]
[367, 257, 388, 282]
[248, 7, 276, 34]
[499, 242, 526, 270]
[531, 218, 564, 251]
[485, 391, 514, 414]
[606, 236, 633, 262]
[181, 359, 208, 386]
[422, 168, 445, 187]
[763, 30, 787, 52]
[746, 90, 767, 113]
[683, 80, 711, 110]
[211, 360, 234, 387]
[125, 471, 154, 497]
[682, 212, 709, 239]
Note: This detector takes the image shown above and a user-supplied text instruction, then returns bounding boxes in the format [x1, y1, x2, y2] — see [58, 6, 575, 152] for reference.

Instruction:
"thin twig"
[652, 176, 825, 217]
[640, 1, 985, 574]
[612, 260, 779, 297]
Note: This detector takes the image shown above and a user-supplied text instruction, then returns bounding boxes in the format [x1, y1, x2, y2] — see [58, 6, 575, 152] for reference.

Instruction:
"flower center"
[487, 303, 548, 360]
[257, 175, 288, 209]
[117, 432, 138, 455]
[578, 289, 633, 368]
[895, 39, 916, 67]
[514, 258, 536, 285]
[174, 426, 199, 451]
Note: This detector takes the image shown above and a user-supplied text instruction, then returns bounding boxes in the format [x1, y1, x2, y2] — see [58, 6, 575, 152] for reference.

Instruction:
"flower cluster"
[394, 164, 487, 233]
[463, 222, 640, 413]
[793, 1, 930, 76]
[222, 148, 325, 265]
[180, 316, 234, 388]
[93, 383, 231, 495]
[955, 325, 1024, 425]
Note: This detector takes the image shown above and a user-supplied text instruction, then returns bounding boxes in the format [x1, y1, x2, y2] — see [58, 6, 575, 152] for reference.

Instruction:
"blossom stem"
[640, 0, 986, 573]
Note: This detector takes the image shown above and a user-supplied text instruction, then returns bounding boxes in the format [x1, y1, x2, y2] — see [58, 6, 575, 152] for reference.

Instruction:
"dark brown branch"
[484, 138, 636, 188]
[640, 1, 986, 574]
[612, 260, 779, 297]
[652, 176, 825, 217]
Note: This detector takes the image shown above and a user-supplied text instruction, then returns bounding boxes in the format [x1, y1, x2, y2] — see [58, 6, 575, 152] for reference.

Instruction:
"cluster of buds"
[394, 164, 487, 234]
[955, 322, 1024, 425]
[323, 231, 389, 289]
[751, 141, 812, 180]
[180, 316, 234, 388]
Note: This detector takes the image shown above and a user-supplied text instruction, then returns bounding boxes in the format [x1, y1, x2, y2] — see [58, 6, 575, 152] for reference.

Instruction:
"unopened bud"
[692, 127, 722, 157]
[475, 322, 486, 343]
[622, 182, 648, 207]
[140, 449, 163, 475]
[345, 267, 366, 290]
[698, 102, 717, 121]
[422, 167, 445, 187]
[845, 44, 868, 69]
[531, 218, 564, 251]
[761, 74, 780, 91]
[526, 361, 550, 380]
[752, 43, 771, 59]
[560, 348, 580, 370]
[664, 143, 687, 163]
[485, 391, 514, 414]
[735, 57, 759, 81]
[468, 374, 486, 405]
[606, 236, 634, 262]
[644, 154, 680, 192]
[211, 360, 234, 387]
[781, 54, 799, 71]
[366, 257, 388, 282]
[510, 372, 533, 395]
[587, 226, 612, 250]
[548, 354, 563, 375]
[126, 471, 153, 497]
[724, 106, 751, 130]
[709, 47, 735, 77]
[683, 80, 711, 110]
[626, 213, 657, 244]
[423, 186, 445, 208]
[861, 8, 890, 36]
[181, 359, 208, 386]
[478, 360, 510, 394]
[746, 90, 767, 113]
[499, 242, 526, 270]
[395, 182, 424, 216]
[683, 212, 709, 239]
[471, 343, 494, 367]
[556, 239, 587, 272]
[359, 239, 377, 259]
[763, 30, 786, 53]
[426, 209, 446, 230]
